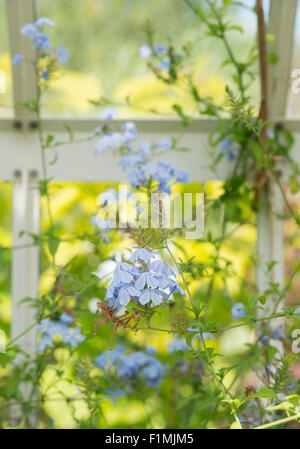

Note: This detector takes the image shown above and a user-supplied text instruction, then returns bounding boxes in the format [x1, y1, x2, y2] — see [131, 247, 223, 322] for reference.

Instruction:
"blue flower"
[95, 348, 123, 370]
[113, 261, 140, 283]
[62, 327, 85, 347]
[287, 380, 297, 391]
[262, 365, 269, 379]
[220, 137, 232, 150]
[148, 260, 175, 277]
[122, 121, 138, 142]
[117, 285, 141, 306]
[227, 150, 236, 161]
[142, 359, 165, 387]
[59, 313, 73, 324]
[139, 141, 151, 155]
[37, 318, 85, 351]
[231, 302, 246, 320]
[38, 333, 53, 352]
[37, 318, 66, 338]
[156, 137, 172, 151]
[94, 132, 126, 154]
[21, 24, 37, 38]
[92, 216, 112, 230]
[126, 167, 147, 189]
[220, 137, 237, 161]
[95, 347, 166, 388]
[100, 107, 118, 121]
[35, 17, 55, 28]
[129, 248, 154, 263]
[93, 121, 188, 193]
[98, 187, 118, 205]
[202, 332, 214, 340]
[139, 44, 152, 58]
[120, 154, 189, 193]
[147, 160, 172, 185]
[156, 60, 170, 71]
[135, 272, 160, 289]
[145, 346, 157, 355]
[33, 32, 51, 50]
[105, 250, 184, 308]
[172, 168, 190, 183]
[41, 70, 49, 80]
[252, 365, 259, 378]
[12, 54, 23, 65]
[55, 46, 69, 64]
[139, 288, 164, 306]
[155, 44, 166, 55]
[271, 326, 284, 341]
[119, 153, 146, 170]
[168, 280, 186, 296]
[168, 339, 189, 353]
[186, 327, 215, 344]
[104, 388, 125, 403]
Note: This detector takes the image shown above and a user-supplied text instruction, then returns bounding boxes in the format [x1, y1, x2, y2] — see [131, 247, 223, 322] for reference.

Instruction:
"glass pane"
[286, 0, 300, 118]
[0, 0, 13, 118]
[37, 0, 269, 118]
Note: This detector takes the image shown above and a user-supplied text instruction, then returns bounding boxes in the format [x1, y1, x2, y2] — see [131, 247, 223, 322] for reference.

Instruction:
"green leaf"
[22, 99, 38, 112]
[245, 387, 277, 402]
[267, 401, 294, 412]
[49, 149, 58, 166]
[63, 123, 74, 142]
[39, 180, 49, 197]
[222, 398, 242, 410]
[266, 33, 275, 42]
[228, 25, 244, 33]
[268, 52, 278, 65]
[257, 295, 267, 305]
[172, 104, 190, 127]
[250, 140, 263, 161]
[45, 134, 54, 147]
[48, 237, 60, 257]
[222, 0, 233, 6]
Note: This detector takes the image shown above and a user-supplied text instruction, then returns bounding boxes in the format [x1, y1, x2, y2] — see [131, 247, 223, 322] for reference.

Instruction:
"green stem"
[165, 240, 242, 428]
[255, 413, 300, 429]
[165, 242, 194, 306]
[199, 331, 242, 429]
[139, 312, 285, 335]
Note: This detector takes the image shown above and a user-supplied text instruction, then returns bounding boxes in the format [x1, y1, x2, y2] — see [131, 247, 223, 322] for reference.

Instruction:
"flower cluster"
[37, 313, 85, 352]
[125, 157, 189, 194]
[220, 137, 238, 161]
[94, 108, 189, 195]
[94, 118, 138, 154]
[95, 345, 166, 389]
[103, 248, 186, 309]
[168, 338, 190, 353]
[12, 17, 69, 83]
